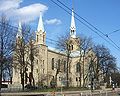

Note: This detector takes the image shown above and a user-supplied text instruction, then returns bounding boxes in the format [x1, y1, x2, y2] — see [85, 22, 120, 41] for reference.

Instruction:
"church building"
[12, 8, 95, 88]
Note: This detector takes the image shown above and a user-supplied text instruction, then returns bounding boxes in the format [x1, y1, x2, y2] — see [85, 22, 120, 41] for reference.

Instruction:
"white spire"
[16, 21, 22, 38]
[37, 12, 44, 32]
[70, 9, 76, 38]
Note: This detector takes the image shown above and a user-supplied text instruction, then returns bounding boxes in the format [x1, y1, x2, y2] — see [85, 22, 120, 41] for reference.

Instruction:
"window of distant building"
[52, 58, 54, 70]
[76, 62, 80, 72]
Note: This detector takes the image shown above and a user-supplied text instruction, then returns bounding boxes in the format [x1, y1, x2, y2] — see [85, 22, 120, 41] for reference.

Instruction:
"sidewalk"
[1, 88, 120, 96]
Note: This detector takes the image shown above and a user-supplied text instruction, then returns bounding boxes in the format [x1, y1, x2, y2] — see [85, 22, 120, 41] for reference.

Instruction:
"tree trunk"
[79, 67, 81, 88]
[0, 62, 2, 91]
[31, 61, 35, 86]
[82, 55, 85, 87]
[0, 36, 4, 91]
[21, 70, 25, 90]
[22, 72, 24, 90]
[0, 68, 2, 91]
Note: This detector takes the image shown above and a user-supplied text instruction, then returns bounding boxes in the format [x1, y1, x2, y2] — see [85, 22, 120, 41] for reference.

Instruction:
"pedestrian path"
[1, 88, 120, 96]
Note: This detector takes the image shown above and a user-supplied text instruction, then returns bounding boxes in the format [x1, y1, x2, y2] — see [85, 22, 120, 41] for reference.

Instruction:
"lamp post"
[89, 55, 94, 92]
[91, 72, 94, 92]
[109, 75, 112, 86]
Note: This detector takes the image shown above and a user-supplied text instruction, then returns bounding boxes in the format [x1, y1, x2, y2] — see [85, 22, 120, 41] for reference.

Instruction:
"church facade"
[12, 9, 96, 88]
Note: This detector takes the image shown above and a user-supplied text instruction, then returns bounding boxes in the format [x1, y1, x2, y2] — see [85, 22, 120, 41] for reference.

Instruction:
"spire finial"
[72, 0, 74, 10]
[37, 12, 44, 32]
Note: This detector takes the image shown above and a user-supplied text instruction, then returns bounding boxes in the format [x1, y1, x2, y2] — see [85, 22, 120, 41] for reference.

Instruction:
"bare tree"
[13, 24, 31, 90]
[93, 44, 117, 86]
[0, 15, 16, 91]
[78, 36, 93, 87]
[57, 35, 72, 88]
[26, 35, 38, 86]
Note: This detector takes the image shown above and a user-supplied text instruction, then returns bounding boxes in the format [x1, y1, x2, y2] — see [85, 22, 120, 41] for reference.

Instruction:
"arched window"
[76, 62, 81, 72]
[71, 30, 74, 34]
[52, 58, 54, 70]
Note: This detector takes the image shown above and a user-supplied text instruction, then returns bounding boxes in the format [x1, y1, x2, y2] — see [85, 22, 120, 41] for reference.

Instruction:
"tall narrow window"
[58, 59, 60, 70]
[43, 35, 45, 43]
[36, 35, 39, 42]
[64, 61, 66, 72]
[52, 58, 54, 70]
[76, 63, 80, 72]
[43, 69, 44, 74]
[43, 60, 44, 67]
[71, 45, 73, 50]
[36, 60, 38, 65]
[76, 77, 78, 81]
[69, 63, 71, 73]
[36, 69, 38, 73]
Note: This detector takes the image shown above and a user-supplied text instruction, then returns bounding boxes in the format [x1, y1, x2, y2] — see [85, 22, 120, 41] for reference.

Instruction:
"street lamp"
[89, 56, 94, 92]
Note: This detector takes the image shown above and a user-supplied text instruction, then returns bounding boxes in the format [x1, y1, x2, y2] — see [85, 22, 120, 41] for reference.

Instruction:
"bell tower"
[69, 4, 80, 52]
[36, 12, 46, 45]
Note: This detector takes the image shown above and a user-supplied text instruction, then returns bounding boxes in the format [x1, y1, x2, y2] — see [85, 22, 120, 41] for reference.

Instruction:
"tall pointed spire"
[37, 12, 44, 32]
[16, 21, 22, 38]
[70, 8, 76, 38]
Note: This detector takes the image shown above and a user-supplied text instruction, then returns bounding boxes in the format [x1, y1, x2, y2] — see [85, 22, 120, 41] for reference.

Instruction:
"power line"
[0, 20, 59, 47]
[1, 0, 120, 52]
[57, 0, 119, 38]
[46, 37, 58, 43]
[50, 0, 120, 51]
[107, 29, 120, 35]
[56, 0, 120, 49]
[0, 22, 18, 31]
[56, 0, 105, 35]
